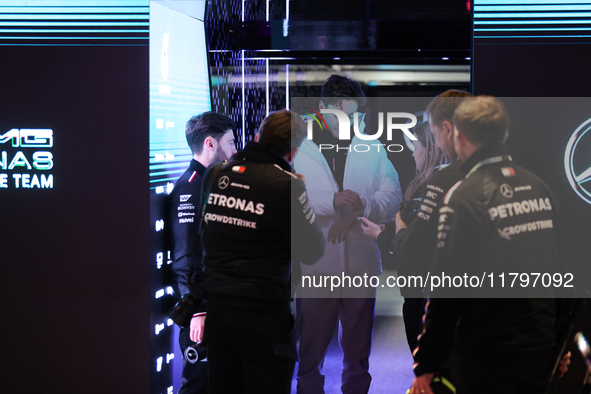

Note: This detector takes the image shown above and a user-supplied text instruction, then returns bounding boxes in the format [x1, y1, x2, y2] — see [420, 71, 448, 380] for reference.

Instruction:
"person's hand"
[395, 211, 407, 234]
[359, 217, 383, 240]
[333, 189, 364, 210]
[410, 373, 435, 394]
[190, 314, 206, 344]
[559, 351, 571, 378]
[328, 211, 359, 244]
[294, 173, 306, 182]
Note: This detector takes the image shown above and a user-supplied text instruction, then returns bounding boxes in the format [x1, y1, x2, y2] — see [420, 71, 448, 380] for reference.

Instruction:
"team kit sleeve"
[169, 181, 206, 313]
[302, 185, 338, 221]
[412, 298, 463, 376]
[389, 172, 451, 272]
[432, 181, 489, 284]
[306, 184, 338, 218]
[412, 185, 476, 375]
[293, 141, 338, 219]
[289, 176, 326, 266]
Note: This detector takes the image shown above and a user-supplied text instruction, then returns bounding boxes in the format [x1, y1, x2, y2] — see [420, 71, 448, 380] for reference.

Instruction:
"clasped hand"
[328, 190, 365, 244]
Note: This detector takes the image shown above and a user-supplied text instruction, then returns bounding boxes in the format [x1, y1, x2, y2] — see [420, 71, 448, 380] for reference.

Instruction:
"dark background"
[498, 98, 591, 297]
[1, 0, 590, 392]
[0, 46, 150, 393]
[473, 25, 591, 394]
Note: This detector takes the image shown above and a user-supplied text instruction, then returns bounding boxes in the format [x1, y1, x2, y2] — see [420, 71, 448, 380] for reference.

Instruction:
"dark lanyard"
[465, 155, 512, 178]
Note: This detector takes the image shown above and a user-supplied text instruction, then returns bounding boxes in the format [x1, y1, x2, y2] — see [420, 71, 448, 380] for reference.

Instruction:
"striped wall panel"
[474, 0, 591, 43]
[0, 0, 149, 46]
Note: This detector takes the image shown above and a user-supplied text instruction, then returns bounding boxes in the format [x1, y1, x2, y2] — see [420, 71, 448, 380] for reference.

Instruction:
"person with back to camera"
[200, 110, 325, 394]
[410, 96, 566, 394]
[364, 91, 572, 393]
[167, 112, 237, 394]
[359, 120, 447, 355]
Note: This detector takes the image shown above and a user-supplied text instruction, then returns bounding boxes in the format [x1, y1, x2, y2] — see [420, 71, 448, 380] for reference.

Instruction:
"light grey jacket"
[293, 135, 402, 277]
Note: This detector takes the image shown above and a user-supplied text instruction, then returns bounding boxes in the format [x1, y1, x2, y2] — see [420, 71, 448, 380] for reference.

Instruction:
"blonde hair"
[404, 121, 448, 200]
[453, 96, 509, 145]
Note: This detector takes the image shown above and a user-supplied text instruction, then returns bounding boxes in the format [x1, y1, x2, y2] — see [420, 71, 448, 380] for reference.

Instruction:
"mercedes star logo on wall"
[565, 118, 591, 205]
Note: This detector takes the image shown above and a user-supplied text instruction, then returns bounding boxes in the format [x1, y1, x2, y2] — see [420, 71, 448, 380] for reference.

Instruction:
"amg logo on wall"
[0, 128, 54, 189]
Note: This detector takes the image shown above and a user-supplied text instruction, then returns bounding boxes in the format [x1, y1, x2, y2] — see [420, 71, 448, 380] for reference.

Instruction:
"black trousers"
[178, 327, 208, 394]
[402, 297, 428, 356]
[204, 302, 297, 394]
[448, 347, 553, 394]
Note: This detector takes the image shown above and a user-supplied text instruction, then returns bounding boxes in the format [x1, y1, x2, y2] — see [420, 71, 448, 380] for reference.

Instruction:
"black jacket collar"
[234, 141, 292, 172]
[189, 159, 207, 176]
[461, 142, 509, 175]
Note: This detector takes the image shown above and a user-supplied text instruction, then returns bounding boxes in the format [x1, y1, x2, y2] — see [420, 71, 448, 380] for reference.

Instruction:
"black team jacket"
[201, 141, 325, 312]
[413, 143, 565, 375]
[168, 159, 208, 314]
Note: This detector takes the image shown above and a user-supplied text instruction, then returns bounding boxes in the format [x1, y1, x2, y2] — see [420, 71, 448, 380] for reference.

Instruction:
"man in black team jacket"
[410, 97, 565, 394]
[201, 110, 325, 394]
[168, 112, 237, 394]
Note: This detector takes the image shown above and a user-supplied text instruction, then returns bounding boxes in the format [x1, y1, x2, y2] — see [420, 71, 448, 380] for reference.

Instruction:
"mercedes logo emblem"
[500, 183, 513, 199]
[218, 176, 230, 189]
[565, 118, 591, 205]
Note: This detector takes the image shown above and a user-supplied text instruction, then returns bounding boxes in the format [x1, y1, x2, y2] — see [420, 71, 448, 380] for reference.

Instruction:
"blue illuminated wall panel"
[0, 0, 148, 46]
[473, 0, 591, 96]
[148, 2, 211, 393]
[149, 1, 210, 193]
[474, 0, 591, 42]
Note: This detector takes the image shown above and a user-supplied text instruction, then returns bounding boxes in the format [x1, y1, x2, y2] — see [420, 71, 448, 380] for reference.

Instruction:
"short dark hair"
[426, 90, 473, 128]
[320, 74, 367, 107]
[453, 96, 510, 145]
[257, 110, 306, 157]
[185, 112, 237, 155]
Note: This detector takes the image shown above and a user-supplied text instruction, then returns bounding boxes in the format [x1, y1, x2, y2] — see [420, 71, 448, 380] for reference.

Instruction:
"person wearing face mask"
[293, 74, 403, 394]
[360, 120, 447, 354]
